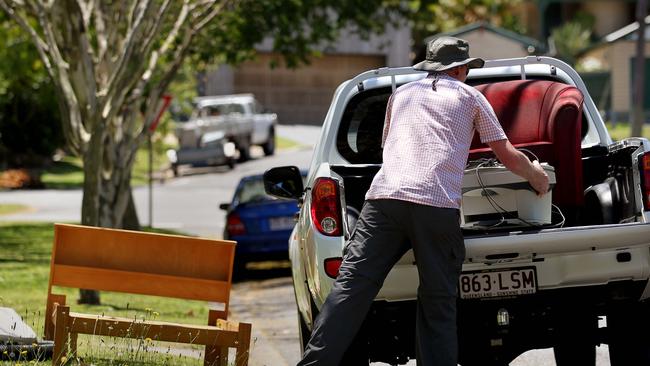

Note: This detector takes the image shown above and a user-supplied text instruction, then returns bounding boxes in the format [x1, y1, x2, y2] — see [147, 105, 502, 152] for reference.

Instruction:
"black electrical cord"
[474, 159, 541, 228]
[467, 149, 566, 230]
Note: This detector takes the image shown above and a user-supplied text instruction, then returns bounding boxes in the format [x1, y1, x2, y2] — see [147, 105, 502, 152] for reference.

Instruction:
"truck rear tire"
[553, 311, 597, 366]
[297, 290, 319, 353]
[297, 309, 311, 353]
[339, 331, 369, 366]
[608, 301, 650, 365]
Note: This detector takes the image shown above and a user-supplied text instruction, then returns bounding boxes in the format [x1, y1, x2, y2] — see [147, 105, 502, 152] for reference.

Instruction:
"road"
[0, 124, 612, 365]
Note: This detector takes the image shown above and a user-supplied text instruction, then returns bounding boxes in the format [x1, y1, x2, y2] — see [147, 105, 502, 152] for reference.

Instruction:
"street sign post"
[148, 95, 173, 228]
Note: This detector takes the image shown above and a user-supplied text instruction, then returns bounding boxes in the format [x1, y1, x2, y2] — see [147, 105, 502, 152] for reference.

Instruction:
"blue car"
[220, 172, 305, 274]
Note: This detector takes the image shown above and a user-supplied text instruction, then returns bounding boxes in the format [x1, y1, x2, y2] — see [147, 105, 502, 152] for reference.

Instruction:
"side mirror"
[264, 166, 304, 200]
[219, 203, 230, 210]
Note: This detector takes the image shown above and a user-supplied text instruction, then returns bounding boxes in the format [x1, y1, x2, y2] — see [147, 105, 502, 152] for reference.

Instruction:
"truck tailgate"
[464, 222, 650, 260]
[379, 223, 650, 301]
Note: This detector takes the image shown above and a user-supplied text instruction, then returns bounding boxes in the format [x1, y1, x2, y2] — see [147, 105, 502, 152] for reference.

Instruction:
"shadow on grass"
[41, 159, 84, 190]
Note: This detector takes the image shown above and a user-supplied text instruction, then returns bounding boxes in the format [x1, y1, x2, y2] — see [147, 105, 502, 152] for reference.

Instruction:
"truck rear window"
[337, 87, 391, 164]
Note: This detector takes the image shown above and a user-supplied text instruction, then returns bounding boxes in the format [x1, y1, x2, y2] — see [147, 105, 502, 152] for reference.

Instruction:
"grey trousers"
[297, 199, 465, 366]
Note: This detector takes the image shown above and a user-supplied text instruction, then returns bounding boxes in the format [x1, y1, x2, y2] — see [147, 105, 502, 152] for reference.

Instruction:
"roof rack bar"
[520, 64, 526, 80]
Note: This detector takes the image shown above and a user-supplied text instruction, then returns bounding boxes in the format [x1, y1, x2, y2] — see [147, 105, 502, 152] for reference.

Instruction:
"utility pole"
[632, 0, 648, 137]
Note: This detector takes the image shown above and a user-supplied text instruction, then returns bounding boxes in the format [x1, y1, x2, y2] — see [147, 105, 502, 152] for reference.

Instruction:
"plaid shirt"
[365, 73, 507, 209]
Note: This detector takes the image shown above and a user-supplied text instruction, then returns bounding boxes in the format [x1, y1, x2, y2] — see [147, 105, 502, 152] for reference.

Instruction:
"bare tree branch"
[78, 0, 93, 27]
[99, 1, 180, 130]
[133, 0, 232, 141]
[136, 20, 201, 142]
[140, 0, 190, 85]
[51, 1, 100, 119]
[100, 0, 154, 100]
[193, 0, 230, 30]
[30, 0, 91, 151]
[92, 2, 107, 73]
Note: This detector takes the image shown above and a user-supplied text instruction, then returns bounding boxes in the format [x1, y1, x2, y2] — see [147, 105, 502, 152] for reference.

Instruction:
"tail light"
[226, 213, 246, 236]
[324, 257, 343, 279]
[641, 152, 650, 211]
[310, 178, 343, 236]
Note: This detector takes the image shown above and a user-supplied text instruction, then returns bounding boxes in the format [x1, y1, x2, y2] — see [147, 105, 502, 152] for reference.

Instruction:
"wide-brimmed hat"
[413, 36, 485, 72]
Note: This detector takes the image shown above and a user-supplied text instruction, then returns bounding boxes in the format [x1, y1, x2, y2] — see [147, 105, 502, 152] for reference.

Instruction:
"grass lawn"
[276, 136, 300, 150]
[0, 222, 230, 365]
[41, 147, 169, 190]
[39, 136, 301, 189]
[0, 204, 29, 216]
[606, 122, 650, 142]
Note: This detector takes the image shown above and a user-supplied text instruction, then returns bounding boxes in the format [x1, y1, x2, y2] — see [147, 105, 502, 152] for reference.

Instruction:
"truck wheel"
[608, 301, 650, 365]
[262, 128, 275, 156]
[171, 164, 180, 177]
[340, 331, 369, 366]
[297, 308, 311, 353]
[553, 312, 597, 366]
[227, 158, 236, 170]
[238, 136, 252, 162]
[554, 342, 596, 365]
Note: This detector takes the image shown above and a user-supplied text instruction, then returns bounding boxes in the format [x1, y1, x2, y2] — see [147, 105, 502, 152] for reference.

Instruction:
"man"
[297, 36, 549, 366]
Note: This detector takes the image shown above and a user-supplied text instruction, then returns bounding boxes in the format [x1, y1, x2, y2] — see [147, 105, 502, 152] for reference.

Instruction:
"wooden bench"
[44, 223, 251, 366]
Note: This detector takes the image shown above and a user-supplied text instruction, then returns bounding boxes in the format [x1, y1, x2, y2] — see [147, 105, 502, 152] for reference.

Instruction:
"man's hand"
[529, 160, 550, 196]
[487, 140, 550, 196]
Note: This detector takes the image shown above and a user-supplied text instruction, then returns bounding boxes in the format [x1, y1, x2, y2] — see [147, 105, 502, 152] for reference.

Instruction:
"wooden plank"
[52, 305, 70, 366]
[45, 294, 66, 340]
[217, 319, 240, 332]
[235, 322, 252, 366]
[52, 265, 231, 303]
[53, 224, 236, 282]
[67, 313, 240, 347]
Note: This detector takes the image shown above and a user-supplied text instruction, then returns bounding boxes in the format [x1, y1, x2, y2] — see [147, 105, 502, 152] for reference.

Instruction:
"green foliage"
[0, 13, 63, 168]
[406, 0, 526, 49]
[189, 0, 404, 69]
[550, 11, 595, 66]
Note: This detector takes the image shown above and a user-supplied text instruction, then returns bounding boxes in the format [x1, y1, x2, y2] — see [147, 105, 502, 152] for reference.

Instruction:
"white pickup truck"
[264, 57, 650, 366]
[170, 94, 277, 175]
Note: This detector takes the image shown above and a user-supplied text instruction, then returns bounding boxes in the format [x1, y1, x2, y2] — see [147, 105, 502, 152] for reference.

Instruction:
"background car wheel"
[238, 136, 252, 162]
[171, 164, 179, 177]
[262, 128, 275, 156]
[227, 158, 236, 169]
[232, 259, 248, 281]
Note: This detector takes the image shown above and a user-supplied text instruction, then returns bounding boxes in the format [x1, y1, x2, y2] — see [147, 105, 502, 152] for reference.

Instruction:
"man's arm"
[487, 139, 550, 196]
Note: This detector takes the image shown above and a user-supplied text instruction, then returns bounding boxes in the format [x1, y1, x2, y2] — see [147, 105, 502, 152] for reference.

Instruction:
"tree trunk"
[122, 190, 141, 231]
[78, 121, 140, 304]
[78, 127, 104, 305]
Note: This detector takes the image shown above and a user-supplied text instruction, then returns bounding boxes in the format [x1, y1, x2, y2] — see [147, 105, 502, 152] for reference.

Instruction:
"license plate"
[269, 216, 295, 231]
[459, 267, 537, 299]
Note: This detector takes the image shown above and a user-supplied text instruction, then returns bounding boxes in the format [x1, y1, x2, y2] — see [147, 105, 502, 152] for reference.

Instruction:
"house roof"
[423, 22, 546, 54]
